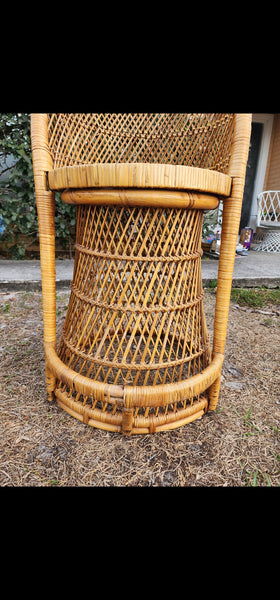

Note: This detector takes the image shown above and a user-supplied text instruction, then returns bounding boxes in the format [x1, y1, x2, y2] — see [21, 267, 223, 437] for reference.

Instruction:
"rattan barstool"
[31, 114, 251, 434]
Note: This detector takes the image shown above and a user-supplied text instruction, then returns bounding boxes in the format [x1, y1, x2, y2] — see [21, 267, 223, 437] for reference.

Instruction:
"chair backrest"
[47, 113, 235, 173]
[257, 191, 280, 228]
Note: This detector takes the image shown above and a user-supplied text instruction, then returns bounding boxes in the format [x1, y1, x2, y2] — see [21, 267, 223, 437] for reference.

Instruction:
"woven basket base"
[49, 202, 222, 433]
[53, 385, 209, 434]
[44, 343, 223, 435]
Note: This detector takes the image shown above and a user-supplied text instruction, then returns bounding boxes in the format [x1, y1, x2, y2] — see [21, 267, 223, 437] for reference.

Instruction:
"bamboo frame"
[31, 113, 251, 434]
[60, 189, 220, 210]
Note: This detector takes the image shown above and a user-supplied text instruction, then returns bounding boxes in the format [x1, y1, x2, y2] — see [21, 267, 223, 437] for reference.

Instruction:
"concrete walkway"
[0, 251, 280, 291]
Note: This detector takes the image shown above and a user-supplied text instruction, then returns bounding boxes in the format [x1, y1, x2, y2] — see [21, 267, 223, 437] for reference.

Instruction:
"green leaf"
[245, 404, 253, 421]
[252, 470, 258, 486]
[264, 473, 272, 487]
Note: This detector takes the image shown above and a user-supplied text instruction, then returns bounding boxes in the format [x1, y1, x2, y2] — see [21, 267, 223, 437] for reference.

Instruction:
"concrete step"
[0, 251, 280, 291]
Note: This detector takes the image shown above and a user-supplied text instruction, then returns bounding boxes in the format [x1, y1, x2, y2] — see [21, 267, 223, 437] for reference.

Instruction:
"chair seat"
[259, 222, 280, 230]
[48, 163, 232, 196]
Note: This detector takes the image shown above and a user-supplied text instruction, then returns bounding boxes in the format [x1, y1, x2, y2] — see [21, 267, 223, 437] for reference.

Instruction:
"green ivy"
[0, 113, 75, 259]
[202, 205, 223, 240]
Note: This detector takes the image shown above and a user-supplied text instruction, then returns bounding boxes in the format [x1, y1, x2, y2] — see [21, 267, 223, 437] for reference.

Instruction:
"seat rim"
[48, 162, 232, 196]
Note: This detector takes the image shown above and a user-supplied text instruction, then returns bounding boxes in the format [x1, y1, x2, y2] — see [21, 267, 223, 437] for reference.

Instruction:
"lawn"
[0, 287, 280, 486]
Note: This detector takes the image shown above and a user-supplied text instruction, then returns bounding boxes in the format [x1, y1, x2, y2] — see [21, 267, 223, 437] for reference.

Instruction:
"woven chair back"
[48, 113, 235, 173]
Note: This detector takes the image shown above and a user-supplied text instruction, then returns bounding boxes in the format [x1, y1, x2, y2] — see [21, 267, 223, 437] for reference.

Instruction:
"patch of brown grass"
[0, 289, 279, 486]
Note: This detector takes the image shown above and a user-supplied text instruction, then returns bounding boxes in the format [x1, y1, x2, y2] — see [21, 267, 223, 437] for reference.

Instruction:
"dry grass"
[0, 287, 280, 487]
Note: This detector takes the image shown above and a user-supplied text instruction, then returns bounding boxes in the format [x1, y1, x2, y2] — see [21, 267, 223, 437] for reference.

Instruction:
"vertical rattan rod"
[31, 114, 57, 399]
[208, 114, 252, 410]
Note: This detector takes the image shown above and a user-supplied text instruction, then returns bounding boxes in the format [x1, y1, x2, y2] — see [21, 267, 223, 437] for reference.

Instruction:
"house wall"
[263, 114, 280, 190]
[247, 114, 274, 230]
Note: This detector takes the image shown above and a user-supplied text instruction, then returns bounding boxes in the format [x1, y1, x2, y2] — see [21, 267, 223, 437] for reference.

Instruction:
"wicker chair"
[255, 190, 280, 252]
[31, 114, 251, 435]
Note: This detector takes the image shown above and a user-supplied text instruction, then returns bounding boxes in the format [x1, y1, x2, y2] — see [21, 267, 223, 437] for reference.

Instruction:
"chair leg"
[36, 192, 57, 397]
[45, 365, 56, 401]
[209, 114, 251, 411]
[31, 114, 57, 399]
[208, 195, 242, 410]
[208, 374, 222, 411]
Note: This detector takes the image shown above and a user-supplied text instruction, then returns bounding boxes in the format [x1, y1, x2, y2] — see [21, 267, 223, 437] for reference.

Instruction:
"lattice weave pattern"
[56, 205, 211, 413]
[48, 113, 235, 173]
[255, 231, 280, 252]
[257, 191, 280, 226]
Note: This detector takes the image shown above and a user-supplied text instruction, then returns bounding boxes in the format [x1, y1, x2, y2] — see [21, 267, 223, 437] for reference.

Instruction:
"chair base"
[45, 343, 224, 435]
[54, 386, 209, 434]
[44, 197, 226, 435]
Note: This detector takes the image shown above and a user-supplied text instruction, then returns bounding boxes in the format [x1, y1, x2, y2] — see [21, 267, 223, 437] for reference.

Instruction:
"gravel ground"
[0, 288, 280, 487]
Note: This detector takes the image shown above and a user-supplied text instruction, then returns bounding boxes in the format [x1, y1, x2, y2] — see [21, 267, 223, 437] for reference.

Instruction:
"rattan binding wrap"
[31, 113, 251, 434]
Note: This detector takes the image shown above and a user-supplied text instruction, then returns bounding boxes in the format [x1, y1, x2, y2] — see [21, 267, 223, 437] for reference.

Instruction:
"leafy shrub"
[0, 113, 75, 258]
[202, 205, 223, 241]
